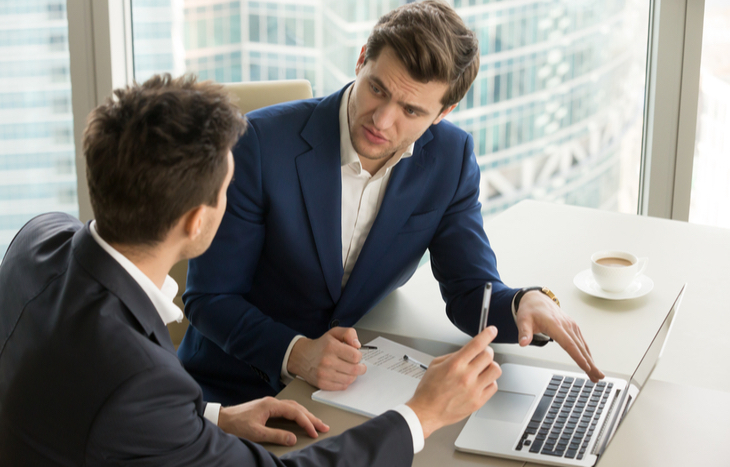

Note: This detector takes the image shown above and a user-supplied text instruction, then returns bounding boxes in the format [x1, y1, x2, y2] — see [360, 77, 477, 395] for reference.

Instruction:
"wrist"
[286, 337, 311, 377]
[217, 406, 232, 433]
[405, 400, 439, 439]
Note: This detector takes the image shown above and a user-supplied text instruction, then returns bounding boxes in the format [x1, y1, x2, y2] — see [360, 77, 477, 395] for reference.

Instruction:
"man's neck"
[109, 242, 177, 289]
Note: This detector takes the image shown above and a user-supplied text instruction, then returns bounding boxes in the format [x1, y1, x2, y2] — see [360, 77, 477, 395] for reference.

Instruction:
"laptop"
[455, 284, 686, 466]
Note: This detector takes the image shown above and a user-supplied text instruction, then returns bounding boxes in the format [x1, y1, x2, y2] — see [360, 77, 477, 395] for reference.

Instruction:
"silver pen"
[403, 354, 428, 370]
[479, 282, 492, 332]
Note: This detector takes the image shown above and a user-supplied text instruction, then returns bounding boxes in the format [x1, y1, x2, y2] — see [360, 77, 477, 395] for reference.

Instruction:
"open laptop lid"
[596, 283, 686, 458]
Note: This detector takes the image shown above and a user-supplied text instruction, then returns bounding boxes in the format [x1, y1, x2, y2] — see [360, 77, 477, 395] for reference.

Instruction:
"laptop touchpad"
[475, 390, 535, 423]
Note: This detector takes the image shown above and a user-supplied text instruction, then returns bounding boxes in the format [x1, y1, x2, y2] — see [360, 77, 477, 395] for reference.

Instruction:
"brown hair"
[364, 0, 480, 109]
[83, 74, 246, 245]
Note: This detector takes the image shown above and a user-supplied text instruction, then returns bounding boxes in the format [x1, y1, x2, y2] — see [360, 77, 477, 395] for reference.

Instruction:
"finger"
[271, 400, 330, 437]
[327, 354, 367, 376]
[468, 345, 494, 370]
[458, 326, 498, 361]
[284, 404, 322, 439]
[477, 360, 502, 387]
[328, 339, 364, 365]
[575, 325, 594, 359]
[341, 327, 361, 349]
[550, 325, 591, 375]
[481, 380, 499, 402]
[562, 323, 601, 381]
[255, 426, 298, 446]
[327, 327, 361, 349]
[517, 317, 534, 347]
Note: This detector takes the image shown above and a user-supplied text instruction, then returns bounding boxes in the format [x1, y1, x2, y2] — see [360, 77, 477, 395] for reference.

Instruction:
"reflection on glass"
[690, 0, 730, 229]
[0, 0, 77, 260]
[132, 0, 649, 219]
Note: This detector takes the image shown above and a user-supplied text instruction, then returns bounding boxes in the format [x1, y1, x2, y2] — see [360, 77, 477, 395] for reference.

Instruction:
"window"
[131, 0, 651, 221]
[0, 0, 77, 260]
[689, 0, 730, 229]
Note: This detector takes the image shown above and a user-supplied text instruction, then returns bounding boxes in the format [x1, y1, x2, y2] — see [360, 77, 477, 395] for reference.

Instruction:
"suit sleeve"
[85, 364, 413, 467]
[427, 132, 520, 343]
[183, 121, 299, 391]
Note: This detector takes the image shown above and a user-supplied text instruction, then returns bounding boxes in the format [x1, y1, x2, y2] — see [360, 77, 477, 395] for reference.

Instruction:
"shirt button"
[329, 319, 340, 329]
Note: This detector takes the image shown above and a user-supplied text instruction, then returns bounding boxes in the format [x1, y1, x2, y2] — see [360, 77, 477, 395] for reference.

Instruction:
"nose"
[372, 103, 397, 131]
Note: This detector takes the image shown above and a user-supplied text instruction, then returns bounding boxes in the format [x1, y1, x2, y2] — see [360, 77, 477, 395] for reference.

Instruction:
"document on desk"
[311, 336, 434, 418]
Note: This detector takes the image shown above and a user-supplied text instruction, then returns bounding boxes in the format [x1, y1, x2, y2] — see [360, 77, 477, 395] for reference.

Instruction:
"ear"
[355, 45, 367, 75]
[183, 205, 206, 240]
[432, 103, 458, 125]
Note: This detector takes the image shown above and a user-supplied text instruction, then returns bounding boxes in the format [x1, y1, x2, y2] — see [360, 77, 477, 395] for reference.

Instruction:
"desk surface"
[357, 200, 730, 392]
[270, 201, 730, 465]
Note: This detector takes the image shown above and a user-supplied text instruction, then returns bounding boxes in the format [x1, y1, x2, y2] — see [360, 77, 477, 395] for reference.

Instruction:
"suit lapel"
[296, 87, 350, 303]
[72, 224, 176, 354]
[338, 130, 435, 307]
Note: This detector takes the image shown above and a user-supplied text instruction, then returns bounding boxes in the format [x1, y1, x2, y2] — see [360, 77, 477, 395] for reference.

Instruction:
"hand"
[405, 326, 502, 439]
[287, 327, 367, 391]
[515, 291, 605, 382]
[218, 397, 330, 446]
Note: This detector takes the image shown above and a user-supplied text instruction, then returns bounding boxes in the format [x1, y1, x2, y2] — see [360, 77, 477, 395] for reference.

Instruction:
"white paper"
[311, 336, 434, 418]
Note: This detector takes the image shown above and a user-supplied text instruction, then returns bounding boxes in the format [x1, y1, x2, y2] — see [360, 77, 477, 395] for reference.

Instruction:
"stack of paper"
[311, 336, 434, 417]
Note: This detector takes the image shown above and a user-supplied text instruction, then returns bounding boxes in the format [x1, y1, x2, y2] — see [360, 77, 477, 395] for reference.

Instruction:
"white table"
[270, 200, 730, 466]
[357, 199, 730, 391]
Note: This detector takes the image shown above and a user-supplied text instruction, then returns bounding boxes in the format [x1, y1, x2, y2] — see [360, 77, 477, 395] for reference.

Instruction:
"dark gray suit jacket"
[0, 213, 413, 466]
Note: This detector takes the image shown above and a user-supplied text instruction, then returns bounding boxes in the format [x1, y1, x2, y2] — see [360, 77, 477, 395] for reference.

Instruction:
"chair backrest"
[166, 79, 313, 348]
[224, 79, 313, 115]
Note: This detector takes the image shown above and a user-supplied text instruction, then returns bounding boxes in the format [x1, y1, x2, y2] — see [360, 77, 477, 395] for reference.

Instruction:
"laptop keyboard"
[516, 375, 613, 460]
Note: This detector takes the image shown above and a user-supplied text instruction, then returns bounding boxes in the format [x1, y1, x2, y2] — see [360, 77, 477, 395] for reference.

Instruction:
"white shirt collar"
[89, 221, 183, 326]
[339, 84, 415, 174]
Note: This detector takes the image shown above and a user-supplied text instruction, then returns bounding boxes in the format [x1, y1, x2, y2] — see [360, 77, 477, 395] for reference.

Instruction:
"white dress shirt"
[339, 84, 415, 287]
[89, 221, 221, 425]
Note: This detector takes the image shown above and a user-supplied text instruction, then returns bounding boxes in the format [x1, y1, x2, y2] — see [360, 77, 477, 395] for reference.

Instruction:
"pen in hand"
[403, 354, 428, 370]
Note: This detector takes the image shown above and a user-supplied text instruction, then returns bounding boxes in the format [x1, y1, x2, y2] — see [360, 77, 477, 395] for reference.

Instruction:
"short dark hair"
[83, 74, 246, 245]
[364, 0, 480, 109]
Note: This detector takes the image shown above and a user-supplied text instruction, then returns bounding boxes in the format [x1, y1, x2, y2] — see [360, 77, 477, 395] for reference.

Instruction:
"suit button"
[329, 319, 340, 328]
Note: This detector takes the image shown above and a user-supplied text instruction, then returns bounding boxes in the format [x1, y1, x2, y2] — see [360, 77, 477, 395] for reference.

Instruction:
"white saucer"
[573, 269, 654, 300]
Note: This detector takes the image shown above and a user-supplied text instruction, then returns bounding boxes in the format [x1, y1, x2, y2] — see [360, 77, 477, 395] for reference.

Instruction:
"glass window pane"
[0, 1, 77, 260]
[131, 0, 651, 218]
[689, 0, 730, 229]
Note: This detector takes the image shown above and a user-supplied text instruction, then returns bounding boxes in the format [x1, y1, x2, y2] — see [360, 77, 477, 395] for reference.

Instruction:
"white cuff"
[281, 335, 306, 384]
[203, 402, 221, 426]
[392, 404, 425, 454]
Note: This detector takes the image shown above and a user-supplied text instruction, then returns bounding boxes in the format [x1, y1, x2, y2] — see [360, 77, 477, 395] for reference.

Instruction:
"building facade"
[0, 0, 77, 259]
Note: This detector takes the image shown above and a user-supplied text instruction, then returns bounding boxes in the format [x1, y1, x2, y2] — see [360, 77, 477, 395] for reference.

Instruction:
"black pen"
[360, 345, 378, 350]
[403, 354, 428, 370]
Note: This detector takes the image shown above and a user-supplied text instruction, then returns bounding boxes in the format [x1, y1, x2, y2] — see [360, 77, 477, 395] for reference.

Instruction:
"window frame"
[67, 0, 705, 222]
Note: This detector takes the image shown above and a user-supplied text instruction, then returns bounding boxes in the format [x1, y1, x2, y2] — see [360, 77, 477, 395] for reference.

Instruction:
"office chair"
[167, 79, 314, 348]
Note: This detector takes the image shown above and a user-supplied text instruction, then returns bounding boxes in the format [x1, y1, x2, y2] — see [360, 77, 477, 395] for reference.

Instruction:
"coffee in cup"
[590, 251, 648, 292]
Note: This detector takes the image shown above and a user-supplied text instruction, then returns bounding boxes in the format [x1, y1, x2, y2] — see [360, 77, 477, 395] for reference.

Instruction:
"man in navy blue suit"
[180, 0, 604, 405]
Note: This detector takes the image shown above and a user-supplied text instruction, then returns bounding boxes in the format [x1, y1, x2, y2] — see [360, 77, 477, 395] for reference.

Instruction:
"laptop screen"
[597, 284, 686, 456]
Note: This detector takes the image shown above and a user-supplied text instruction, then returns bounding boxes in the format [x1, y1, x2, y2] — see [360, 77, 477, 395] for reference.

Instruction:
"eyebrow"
[370, 76, 430, 115]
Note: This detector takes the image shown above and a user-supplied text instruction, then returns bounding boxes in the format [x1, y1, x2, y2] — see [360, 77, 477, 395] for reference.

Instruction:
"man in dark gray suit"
[0, 74, 502, 465]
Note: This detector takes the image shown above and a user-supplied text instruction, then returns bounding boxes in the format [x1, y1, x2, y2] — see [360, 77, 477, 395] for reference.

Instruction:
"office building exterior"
[0, 0, 77, 259]
[179, 0, 647, 219]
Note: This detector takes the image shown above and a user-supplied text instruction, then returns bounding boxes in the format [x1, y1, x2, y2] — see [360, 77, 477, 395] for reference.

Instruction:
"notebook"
[311, 336, 433, 417]
[454, 284, 686, 467]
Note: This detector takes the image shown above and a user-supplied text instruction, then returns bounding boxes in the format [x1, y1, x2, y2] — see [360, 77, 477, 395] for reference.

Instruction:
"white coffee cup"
[590, 250, 648, 293]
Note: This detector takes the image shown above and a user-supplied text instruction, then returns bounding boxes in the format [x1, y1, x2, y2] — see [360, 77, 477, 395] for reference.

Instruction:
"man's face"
[348, 46, 455, 165]
[184, 150, 234, 259]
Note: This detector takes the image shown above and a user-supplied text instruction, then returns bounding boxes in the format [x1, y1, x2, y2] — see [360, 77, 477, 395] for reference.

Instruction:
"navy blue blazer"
[180, 84, 519, 404]
[0, 213, 413, 466]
